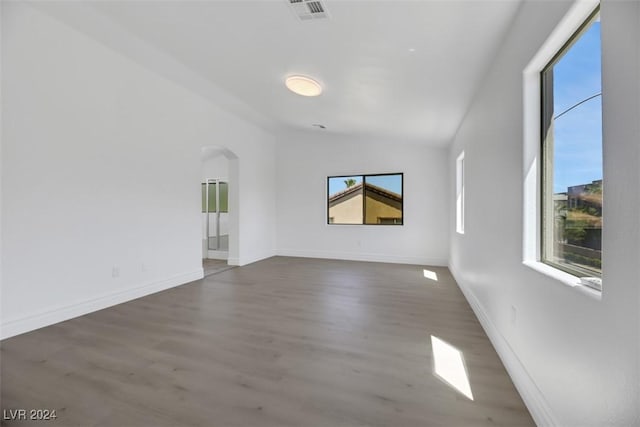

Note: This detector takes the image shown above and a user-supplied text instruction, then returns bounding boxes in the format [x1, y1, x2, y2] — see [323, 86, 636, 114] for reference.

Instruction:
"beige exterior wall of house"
[329, 193, 402, 224]
[364, 197, 402, 224]
[329, 194, 363, 224]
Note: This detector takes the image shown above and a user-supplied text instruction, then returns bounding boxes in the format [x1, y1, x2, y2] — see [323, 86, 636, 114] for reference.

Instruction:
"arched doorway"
[201, 146, 239, 274]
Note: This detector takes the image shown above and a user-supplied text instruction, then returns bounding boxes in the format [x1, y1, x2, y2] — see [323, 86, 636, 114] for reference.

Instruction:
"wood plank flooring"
[203, 259, 236, 277]
[1, 257, 534, 426]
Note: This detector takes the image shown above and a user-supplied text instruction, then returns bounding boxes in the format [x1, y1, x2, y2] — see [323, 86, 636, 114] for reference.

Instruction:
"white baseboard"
[225, 254, 272, 267]
[449, 263, 558, 427]
[1, 269, 204, 340]
[236, 252, 278, 267]
[277, 249, 447, 266]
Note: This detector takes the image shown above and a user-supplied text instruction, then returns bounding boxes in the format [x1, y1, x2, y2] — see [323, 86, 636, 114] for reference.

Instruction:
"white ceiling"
[47, 1, 523, 146]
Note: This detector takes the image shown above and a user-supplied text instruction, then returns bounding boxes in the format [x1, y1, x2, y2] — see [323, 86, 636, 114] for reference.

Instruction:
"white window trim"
[456, 151, 465, 234]
[522, 0, 602, 298]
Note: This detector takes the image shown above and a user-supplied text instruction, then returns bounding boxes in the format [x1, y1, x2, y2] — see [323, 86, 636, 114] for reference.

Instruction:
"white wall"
[276, 130, 449, 266]
[202, 151, 229, 182]
[449, 1, 640, 426]
[1, 3, 277, 338]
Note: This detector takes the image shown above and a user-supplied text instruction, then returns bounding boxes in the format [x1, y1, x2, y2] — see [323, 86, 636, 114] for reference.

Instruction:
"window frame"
[522, 0, 602, 297]
[326, 172, 404, 226]
[540, 6, 602, 280]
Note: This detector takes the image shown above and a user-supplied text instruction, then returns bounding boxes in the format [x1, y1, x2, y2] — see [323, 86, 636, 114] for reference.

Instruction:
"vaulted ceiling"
[36, 0, 522, 146]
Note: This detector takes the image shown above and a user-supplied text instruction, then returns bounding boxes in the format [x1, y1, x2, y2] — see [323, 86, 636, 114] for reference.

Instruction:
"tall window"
[327, 173, 403, 225]
[456, 152, 465, 234]
[541, 8, 602, 281]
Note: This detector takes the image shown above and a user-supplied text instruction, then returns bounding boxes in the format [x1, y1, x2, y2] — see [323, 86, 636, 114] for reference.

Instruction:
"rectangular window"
[327, 173, 403, 225]
[541, 8, 602, 282]
[456, 152, 465, 234]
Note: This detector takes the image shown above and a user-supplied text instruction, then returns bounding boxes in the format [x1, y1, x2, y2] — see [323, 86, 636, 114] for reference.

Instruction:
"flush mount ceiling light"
[285, 75, 322, 97]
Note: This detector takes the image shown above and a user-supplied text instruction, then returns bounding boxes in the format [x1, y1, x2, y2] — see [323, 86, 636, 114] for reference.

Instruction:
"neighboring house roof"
[328, 182, 402, 207]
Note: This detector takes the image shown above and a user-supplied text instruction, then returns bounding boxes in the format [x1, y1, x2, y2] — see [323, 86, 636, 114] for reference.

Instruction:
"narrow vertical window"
[456, 152, 465, 234]
[541, 8, 602, 285]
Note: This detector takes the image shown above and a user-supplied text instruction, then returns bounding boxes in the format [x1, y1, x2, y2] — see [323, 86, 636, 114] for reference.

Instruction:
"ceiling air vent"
[287, 0, 329, 21]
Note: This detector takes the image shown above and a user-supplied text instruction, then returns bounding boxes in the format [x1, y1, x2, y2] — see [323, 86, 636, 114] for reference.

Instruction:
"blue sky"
[328, 174, 402, 196]
[552, 19, 602, 193]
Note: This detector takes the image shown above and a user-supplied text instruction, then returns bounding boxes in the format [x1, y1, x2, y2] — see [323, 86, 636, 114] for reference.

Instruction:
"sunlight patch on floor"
[423, 269, 438, 281]
[431, 335, 474, 400]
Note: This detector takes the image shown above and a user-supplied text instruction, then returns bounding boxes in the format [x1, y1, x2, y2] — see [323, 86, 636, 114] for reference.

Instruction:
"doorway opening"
[201, 145, 238, 275]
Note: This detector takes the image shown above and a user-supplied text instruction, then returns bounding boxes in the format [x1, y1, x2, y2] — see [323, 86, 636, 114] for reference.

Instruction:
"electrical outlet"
[141, 263, 146, 272]
[510, 305, 517, 326]
[112, 266, 120, 278]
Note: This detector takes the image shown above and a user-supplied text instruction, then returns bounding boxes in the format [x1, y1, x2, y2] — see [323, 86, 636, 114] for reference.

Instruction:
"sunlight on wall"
[431, 335, 474, 400]
[456, 151, 465, 234]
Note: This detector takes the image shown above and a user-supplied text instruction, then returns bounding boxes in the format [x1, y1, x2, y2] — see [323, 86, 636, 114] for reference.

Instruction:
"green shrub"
[564, 252, 601, 269]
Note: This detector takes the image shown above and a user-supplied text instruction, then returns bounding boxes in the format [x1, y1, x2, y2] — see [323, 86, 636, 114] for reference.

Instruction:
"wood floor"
[203, 259, 236, 277]
[1, 257, 534, 427]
